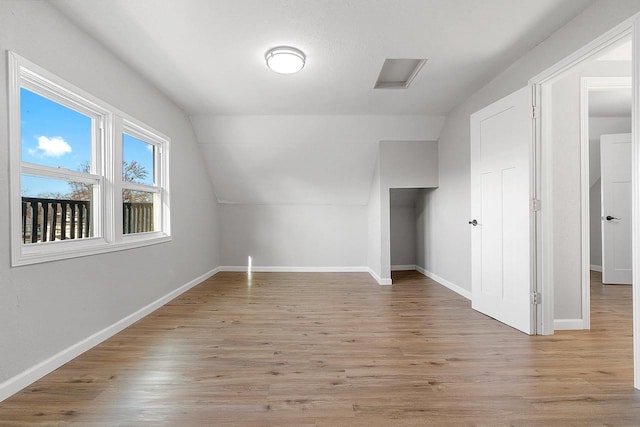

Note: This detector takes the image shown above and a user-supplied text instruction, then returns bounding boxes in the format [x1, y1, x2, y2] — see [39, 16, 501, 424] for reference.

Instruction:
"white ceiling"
[51, 0, 595, 116]
[50, 0, 596, 205]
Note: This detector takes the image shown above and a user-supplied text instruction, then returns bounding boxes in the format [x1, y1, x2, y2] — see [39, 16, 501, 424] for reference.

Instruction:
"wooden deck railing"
[21, 197, 154, 244]
[21, 197, 91, 244]
[123, 202, 154, 234]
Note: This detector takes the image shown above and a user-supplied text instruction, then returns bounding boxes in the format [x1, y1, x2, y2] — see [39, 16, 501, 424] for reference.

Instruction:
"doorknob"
[468, 219, 478, 226]
[606, 215, 620, 221]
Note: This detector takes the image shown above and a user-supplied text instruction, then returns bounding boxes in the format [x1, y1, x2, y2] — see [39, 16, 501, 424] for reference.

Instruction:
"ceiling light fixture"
[265, 46, 305, 74]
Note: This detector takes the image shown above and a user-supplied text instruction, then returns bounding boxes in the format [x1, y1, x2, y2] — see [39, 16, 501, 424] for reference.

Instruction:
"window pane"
[21, 174, 95, 244]
[123, 133, 154, 186]
[123, 190, 155, 234]
[20, 88, 92, 172]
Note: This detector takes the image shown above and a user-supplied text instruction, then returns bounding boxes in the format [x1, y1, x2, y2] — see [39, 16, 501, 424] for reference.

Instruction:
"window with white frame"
[8, 52, 171, 266]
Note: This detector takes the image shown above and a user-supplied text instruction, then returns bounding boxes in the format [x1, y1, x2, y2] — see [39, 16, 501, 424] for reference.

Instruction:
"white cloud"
[36, 136, 72, 157]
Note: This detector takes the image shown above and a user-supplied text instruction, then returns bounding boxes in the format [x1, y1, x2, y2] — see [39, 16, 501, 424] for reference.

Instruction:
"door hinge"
[531, 105, 538, 119]
[530, 198, 541, 212]
[531, 292, 542, 305]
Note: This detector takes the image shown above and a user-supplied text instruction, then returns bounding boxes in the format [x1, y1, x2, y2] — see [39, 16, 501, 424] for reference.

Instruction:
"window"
[121, 125, 161, 235]
[9, 52, 171, 266]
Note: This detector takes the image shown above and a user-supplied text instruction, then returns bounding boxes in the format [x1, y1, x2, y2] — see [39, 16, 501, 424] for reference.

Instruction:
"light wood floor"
[1, 270, 639, 426]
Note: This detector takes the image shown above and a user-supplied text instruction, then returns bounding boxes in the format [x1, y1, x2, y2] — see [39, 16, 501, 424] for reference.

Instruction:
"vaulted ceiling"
[51, 0, 596, 204]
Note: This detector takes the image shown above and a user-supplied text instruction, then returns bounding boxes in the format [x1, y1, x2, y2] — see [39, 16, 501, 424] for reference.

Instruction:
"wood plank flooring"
[1, 270, 640, 425]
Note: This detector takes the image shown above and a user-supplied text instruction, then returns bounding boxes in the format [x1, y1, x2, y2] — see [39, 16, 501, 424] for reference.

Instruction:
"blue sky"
[21, 88, 154, 198]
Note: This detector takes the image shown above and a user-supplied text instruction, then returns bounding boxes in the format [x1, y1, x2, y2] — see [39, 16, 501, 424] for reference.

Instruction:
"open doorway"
[542, 35, 632, 331]
[584, 73, 632, 330]
[390, 188, 421, 272]
[531, 18, 640, 387]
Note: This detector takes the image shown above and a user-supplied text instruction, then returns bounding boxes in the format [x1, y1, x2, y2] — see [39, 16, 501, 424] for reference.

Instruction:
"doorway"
[541, 37, 633, 331]
[531, 17, 640, 387]
[583, 75, 632, 329]
[390, 188, 421, 272]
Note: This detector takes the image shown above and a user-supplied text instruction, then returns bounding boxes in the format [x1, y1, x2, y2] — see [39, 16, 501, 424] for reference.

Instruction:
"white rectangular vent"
[374, 58, 427, 89]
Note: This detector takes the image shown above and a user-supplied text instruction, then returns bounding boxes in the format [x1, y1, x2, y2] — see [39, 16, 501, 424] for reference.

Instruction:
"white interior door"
[601, 133, 632, 285]
[470, 86, 533, 334]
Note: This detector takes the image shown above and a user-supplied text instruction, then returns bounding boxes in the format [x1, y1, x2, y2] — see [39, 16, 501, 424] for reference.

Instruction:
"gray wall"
[0, 1, 220, 385]
[378, 141, 438, 281]
[416, 0, 640, 297]
[551, 61, 630, 321]
[390, 189, 419, 267]
[218, 204, 367, 268]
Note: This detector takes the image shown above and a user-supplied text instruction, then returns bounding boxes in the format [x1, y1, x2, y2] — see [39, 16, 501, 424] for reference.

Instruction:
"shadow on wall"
[390, 188, 433, 271]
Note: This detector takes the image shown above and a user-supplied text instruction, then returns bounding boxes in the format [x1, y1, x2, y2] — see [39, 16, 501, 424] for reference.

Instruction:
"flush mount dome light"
[265, 46, 305, 74]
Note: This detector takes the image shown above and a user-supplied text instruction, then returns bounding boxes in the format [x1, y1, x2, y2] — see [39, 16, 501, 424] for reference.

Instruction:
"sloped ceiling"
[192, 115, 444, 205]
[51, 0, 595, 205]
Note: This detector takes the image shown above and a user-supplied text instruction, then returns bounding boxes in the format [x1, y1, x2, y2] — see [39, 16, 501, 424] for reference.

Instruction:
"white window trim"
[8, 51, 171, 267]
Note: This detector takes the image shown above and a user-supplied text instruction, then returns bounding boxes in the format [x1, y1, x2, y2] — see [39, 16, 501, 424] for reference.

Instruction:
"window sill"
[12, 234, 172, 267]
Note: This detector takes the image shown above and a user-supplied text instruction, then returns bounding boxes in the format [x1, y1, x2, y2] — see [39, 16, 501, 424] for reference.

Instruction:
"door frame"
[580, 76, 632, 329]
[530, 14, 640, 388]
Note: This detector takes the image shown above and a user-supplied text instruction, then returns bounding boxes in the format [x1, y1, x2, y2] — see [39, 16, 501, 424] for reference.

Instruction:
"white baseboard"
[554, 319, 586, 330]
[415, 266, 472, 300]
[391, 264, 416, 271]
[218, 266, 369, 273]
[219, 265, 391, 285]
[590, 265, 603, 272]
[368, 268, 392, 285]
[0, 267, 220, 403]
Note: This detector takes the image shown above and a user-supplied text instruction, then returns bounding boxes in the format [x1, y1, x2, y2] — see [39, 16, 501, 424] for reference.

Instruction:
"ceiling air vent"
[374, 58, 427, 89]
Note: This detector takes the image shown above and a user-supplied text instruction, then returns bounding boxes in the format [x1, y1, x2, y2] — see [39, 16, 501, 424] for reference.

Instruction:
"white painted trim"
[0, 267, 220, 403]
[391, 264, 416, 271]
[554, 319, 586, 330]
[579, 78, 591, 331]
[368, 268, 393, 286]
[530, 84, 541, 336]
[415, 266, 472, 300]
[218, 266, 370, 273]
[218, 265, 389, 284]
[632, 16, 640, 390]
[530, 16, 635, 85]
[591, 265, 603, 272]
[8, 51, 172, 267]
[539, 82, 556, 335]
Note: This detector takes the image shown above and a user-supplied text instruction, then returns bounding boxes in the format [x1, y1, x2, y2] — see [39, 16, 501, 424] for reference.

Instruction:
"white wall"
[194, 115, 444, 278]
[367, 155, 383, 280]
[378, 141, 438, 281]
[416, 189, 433, 271]
[219, 204, 367, 268]
[417, 0, 640, 298]
[0, 1, 220, 393]
[551, 61, 630, 321]
[589, 117, 632, 268]
[192, 115, 445, 205]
